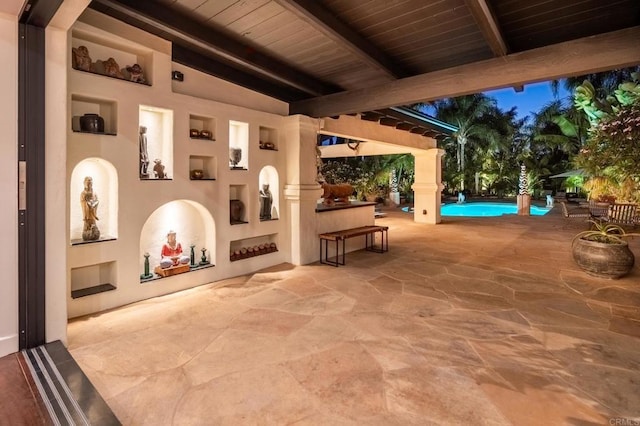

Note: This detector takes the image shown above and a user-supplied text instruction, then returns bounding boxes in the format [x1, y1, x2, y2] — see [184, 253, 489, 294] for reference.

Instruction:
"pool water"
[443, 202, 550, 217]
[403, 202, 551, 217]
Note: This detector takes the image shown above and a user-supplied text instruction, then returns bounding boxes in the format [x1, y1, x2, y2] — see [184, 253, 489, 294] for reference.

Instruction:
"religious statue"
[159, 230, 190, 268]
[125, 63, 145, 84]
[259, 183, 273, 220]
[71, 45, 93, 72]
[153, 159, 166, 179]
[81, 176, 100, 241]
[139, 126, 149, 178]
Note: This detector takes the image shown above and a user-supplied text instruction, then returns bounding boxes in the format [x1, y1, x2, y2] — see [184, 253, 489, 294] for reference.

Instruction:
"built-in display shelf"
[140, 263, 215, 284]
[189, 114, 216, 141]
[230, 234, 278, 262]
[72, 68, 152, 86]
[71, 236, 117, 246]
[71, 284, 116, 299]
[71, 94, 118, 135]
[189, 155, 217, 180]
[72, 130, 117, 136]
[71, 261, 117, 300]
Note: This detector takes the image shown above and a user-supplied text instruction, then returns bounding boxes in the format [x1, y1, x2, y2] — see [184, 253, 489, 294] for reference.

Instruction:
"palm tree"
[431, 94, 497, 191]
[552, 66, 640, 99]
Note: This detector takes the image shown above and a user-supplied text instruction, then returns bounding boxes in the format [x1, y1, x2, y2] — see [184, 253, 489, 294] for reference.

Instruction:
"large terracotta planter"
[572, 237, 635, 279]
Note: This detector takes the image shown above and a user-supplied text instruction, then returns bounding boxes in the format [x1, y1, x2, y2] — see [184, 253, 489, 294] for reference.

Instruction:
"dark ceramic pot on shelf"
[79, 113, 105, 133]
[230, 199, 245, 223]
[190, 169, 204, 179]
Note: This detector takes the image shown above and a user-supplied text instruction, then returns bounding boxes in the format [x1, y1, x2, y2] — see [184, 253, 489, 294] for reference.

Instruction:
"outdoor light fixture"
[171, 71, 184, 81]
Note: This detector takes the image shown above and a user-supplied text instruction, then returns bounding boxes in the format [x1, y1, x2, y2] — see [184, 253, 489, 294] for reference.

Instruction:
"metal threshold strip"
[22, 342, 120, 425]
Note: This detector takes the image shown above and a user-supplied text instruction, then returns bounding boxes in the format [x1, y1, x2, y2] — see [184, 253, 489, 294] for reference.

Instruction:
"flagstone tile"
[564, 363, 640, 418]
[238, 286, 299, 309]
[589, 287, 640, 307]
[283, 342, 386, 420]
[176, 366, 319, 425]
[278, 292, 356, 316]
[106, 368, 189, 426]
[405, 329, 484, 367]
[182, 329, 290, 386]
[608, 316, 640, 338]
[229, 307, 313, 336]
[480, 368, 608, 425]
[384, 366, 510, 424]
[367, 275, 403, 294]
[277, 276, 331, 297]
[402, 280, 449, 300]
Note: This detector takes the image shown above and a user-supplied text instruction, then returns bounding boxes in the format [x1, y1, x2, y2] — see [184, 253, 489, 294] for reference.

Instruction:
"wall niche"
[70, 157, 118, 244]
[258, 166, 279, 221]
[229, 120, 248, 170]
[139, 200, 216, 282]
[139, 105, 173, 180]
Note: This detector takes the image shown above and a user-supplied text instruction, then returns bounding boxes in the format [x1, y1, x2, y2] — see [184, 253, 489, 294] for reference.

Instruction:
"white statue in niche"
[159, 230, 190, 268]
[81, 176, 100, 241]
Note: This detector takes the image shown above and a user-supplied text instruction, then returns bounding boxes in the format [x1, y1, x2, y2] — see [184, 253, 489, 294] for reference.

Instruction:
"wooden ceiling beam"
[463, 0, 508, 57]
[90, 0, 340, 97]
[272, 0, 409, 79]
[290, 26, 640, 117]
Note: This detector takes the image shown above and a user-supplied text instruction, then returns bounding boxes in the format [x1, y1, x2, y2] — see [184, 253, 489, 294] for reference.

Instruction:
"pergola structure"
[1, 0, 639, 362]
[86, 0, 640, 115]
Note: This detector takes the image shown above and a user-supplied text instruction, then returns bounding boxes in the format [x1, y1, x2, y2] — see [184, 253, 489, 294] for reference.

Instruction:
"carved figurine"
[103, 57, 124, 79]
[71, 45, 93, 72]
[139, 126, 150, 178]
[153, 159, 166, 179]
[200, 248, 209, 266]
[125, 63, 146, 83]
[159, 230, 190, 268]
[321, 183, 353, 205]
[259, 183, 273, 220]
[81, 176, 100, 241]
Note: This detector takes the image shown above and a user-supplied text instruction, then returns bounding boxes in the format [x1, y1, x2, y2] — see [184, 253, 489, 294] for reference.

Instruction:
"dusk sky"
[486, 80, 571, 120]
[422, 80, 572, 120]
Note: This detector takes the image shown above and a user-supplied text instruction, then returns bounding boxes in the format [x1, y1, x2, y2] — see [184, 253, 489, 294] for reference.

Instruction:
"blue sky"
[422, 80, 572, 120]
[486, 81, 571, 119]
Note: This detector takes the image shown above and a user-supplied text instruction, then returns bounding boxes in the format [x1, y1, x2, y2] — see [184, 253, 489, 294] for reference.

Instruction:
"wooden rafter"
[464, 0, 508, 57]
[290, 26, 640, 117]
[90, 0, 340, 97]
[272, 0, 409, 79]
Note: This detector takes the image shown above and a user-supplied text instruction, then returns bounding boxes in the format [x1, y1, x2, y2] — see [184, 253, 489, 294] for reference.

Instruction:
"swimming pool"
[442, 202, 550, 217]
[402, 202, 551, 217]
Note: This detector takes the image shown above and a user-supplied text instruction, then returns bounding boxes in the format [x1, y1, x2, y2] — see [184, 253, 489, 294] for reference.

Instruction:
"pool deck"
[66, 205, 640, 425]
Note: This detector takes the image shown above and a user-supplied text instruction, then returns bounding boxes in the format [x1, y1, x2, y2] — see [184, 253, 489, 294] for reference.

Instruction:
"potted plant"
[572, 220, 638, 279]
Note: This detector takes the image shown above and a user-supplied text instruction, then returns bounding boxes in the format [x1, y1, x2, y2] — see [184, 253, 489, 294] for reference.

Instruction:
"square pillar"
[283, 115, 323, 265]
[412, 149, 445, 224]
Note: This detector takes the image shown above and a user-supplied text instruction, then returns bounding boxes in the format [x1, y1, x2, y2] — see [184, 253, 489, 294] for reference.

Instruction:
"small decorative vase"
[230, 199, 245, 224]
[189, 128, 200, 138]
[199, 130, 212, 139]
[199, 248, 209, 266]
[190, 169, 204, 179]
[140, 252, 153, 279]
[79, 113, 105, 133]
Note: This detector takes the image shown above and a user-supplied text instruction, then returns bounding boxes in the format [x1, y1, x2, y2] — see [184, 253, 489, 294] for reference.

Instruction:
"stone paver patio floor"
[68, 207, 640, 425]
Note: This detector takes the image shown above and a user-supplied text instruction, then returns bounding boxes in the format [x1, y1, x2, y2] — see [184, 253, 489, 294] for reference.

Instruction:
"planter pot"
[572, 237, 635, 279]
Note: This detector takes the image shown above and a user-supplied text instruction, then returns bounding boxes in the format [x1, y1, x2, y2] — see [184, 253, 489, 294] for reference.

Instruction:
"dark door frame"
[18, 0, 63, 350]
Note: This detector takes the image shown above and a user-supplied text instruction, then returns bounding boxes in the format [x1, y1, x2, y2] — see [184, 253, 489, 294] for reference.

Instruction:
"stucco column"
[283, 115, 323, 265]
[412, 148, 445, 224]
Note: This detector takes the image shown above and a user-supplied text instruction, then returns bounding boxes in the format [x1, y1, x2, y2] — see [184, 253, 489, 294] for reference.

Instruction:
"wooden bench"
[319, 225, 389, 267]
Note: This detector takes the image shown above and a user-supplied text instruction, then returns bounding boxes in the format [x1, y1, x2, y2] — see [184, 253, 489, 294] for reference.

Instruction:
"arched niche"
[139, 200, 216, 273]
[70, 157, 118, 243]
[259, 165, 280, 220]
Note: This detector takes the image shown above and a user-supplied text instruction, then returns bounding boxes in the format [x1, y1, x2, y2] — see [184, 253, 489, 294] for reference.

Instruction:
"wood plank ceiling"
[90, 0, 640, 119]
